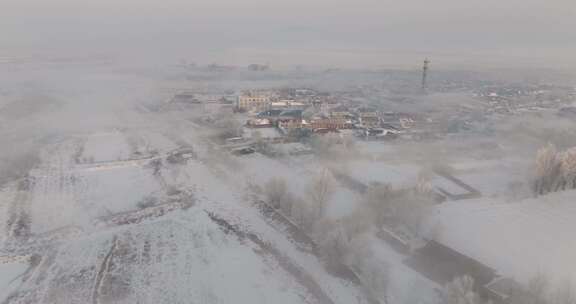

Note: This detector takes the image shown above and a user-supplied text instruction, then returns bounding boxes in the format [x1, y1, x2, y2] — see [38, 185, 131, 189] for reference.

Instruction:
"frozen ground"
[0, 258, 29, 302]
[0, 128, 376, 303]
[0, 62, 377, 303]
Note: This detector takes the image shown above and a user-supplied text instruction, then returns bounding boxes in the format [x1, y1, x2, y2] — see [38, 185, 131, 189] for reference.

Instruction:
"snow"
[23, 141, 163, 233]
[431, 190, 576, 287]
[449, 159, 528, 197]
[77, 165, 162, 215]
[0, 63, 437, 304]
[369, 236, 439, 304]
[33, 212, 313, 304]
[0, 185, 17, 242]
[81, 131, 132, 163]
[137, 131, 180, 153]
[0, 259, 29, 302]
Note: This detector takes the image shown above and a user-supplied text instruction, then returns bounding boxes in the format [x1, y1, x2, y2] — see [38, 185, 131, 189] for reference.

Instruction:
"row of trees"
[533, 144, 576, 196]
[441, 275, 576, 304]
[260, 172, 436, 302]
[263, 171, 336, 232]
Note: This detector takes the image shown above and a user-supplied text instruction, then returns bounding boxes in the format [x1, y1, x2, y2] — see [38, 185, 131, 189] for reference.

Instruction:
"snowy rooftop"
[431, 190, 576, 286]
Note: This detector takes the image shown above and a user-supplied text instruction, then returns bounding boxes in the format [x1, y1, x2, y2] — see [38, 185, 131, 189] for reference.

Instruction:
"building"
[309, 118, 354, 130]
[405, 240, 498, 288]
[247, 63, 269, 71]
[425, 192, 576, 301]
[256, 109, 303, 123]
[269, 100, 307, 110]
[358, 116, 381, 128]
[330, 105, 352, 118]
[171, 92, 199, 104]
[237, 93, 273, 112]
[246, 118, 273, 128]
[279, 117, 354, 131]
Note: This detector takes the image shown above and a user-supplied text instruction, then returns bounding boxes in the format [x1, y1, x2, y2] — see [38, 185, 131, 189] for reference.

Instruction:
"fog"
[1, 1, 576, 304]
[2, 0, 575, 68]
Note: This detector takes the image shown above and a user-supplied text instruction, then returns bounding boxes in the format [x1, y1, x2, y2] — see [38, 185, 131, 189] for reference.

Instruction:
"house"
[404, 240, 526, 303]
[277, 110, 303, 122]
[237, 92, 273, 112]
[313, 128, 340, 134]
[269, 100, 307, 110]
[278, 119, 307, 130]
[171, 92, 200, 104]
[359, 128, 398, 140]
[206, 63, 236, 72]
[425, 192, 576, 301]
[483, 277, 527, 303]
[278, 116, 354, 131]
[256, 109, 284, 118]
[255, 109, 302, 124]
[404, 240, 498, 288]
[247, 63, 269, 71]
[356, 107, 378, 117]
[309, 117, 354, 130]
[381, 112, 419, 128]
[358, 116, 381, 128]
[246, 118, 273, 128]
[356, 107, 379, 127]
[330, 105, 352, 118]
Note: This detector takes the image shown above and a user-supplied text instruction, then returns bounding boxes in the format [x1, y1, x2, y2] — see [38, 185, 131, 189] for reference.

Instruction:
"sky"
[1, 0, 575, 68]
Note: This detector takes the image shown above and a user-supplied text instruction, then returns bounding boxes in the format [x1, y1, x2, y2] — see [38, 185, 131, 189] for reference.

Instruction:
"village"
[158, 73, 576, 304]
[1, 60, 575, 304]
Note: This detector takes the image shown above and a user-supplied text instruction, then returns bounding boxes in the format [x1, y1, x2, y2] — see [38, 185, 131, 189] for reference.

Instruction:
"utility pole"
[421, 58, 430, 92]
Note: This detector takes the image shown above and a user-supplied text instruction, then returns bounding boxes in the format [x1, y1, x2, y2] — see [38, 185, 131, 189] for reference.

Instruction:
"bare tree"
[534, 144, 563, 195]
[509, 275, 576, 304]
[363, 183, 434, 240]
[554, 281, 576, 304]
[560, 148, 576, 190]
[291, 198, 315, 232]
[440, 276, 488, 304]
[363, 183, 395, 229]
[263, 177, 295, 216]
[305, 171, 335, 219]
[510, 274, 549, 304]
[340, 211, 372, 242]
[528, 274, 550, 304]
[532, 144, 576, 196]
[315, 219, 349, 269]
[348, 236, 390, 304]
[264, 177, 288, 209]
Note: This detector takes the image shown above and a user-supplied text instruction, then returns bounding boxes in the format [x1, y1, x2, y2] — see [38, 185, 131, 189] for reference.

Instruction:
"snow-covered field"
[0, 84, 375, 303]
[0, 257, 30, 302]
[81, 132, 133, 163]
[0, 127, 378, 303]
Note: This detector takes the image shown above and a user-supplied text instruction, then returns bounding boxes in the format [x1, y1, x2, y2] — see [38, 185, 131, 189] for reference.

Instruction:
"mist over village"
[1, 0, 576, 303]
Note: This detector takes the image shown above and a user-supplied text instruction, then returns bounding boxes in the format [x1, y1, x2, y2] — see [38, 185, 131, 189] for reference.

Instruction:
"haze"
[2, 1, 576, 304]
[2, 0, 575, 68]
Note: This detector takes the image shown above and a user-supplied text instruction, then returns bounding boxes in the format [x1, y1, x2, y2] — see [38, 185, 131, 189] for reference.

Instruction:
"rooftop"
[430, 190, 576, 286]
